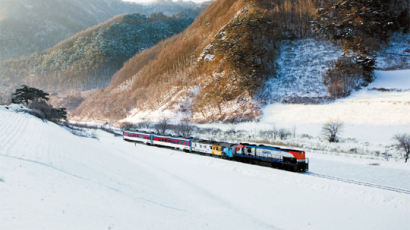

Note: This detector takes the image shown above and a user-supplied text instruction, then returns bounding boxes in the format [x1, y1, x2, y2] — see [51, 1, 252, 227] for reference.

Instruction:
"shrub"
[324, 56, 374, 98]
[28, 101, 67, 121]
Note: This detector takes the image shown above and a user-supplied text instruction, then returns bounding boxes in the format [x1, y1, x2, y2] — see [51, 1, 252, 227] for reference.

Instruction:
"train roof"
[239, 142, 304, 152]
[152, 134, 191, 141]
[191, 139, 216, 144]
[123, 130, 151, 135]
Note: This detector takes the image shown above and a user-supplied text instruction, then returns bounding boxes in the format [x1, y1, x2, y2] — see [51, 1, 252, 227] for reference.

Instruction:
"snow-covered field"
[259, 69, 410, 143]
[201, 69, 410, 146]
[1, 106, 410, 230]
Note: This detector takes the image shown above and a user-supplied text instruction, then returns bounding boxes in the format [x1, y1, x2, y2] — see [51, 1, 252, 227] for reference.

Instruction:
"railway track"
[307, 172, 410, 195]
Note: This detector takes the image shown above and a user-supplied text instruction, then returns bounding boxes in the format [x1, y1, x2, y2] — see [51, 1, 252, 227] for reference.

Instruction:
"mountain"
[0, 0, 201, 61]
[73, 0, 409, 123]
[0, 12, 197, 98]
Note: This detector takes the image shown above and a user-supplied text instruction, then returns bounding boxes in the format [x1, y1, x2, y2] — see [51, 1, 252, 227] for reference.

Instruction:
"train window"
[247, 148, 252, 154]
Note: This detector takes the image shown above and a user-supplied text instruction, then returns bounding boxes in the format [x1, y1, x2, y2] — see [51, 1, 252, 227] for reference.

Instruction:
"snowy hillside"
[1, 106, 410, 230]
[260, 39, 342, 103]
[376, 33, 410, 70]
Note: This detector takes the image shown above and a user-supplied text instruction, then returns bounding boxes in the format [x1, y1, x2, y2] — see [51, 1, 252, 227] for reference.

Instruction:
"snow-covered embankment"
[0, 106, 410, 230]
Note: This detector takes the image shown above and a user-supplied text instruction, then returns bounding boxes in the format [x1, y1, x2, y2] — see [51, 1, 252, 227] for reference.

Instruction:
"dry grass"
[75, 0, 247, 120]
[75, 0, 323, 121]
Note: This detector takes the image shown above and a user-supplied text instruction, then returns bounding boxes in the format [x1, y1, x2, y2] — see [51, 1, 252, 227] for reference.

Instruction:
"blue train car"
[221, 143, 235, 158]
[234, 143, 308, 172]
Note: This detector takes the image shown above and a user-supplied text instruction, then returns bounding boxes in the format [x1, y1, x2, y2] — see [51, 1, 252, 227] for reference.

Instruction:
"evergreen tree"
[11, 85, 49, 105]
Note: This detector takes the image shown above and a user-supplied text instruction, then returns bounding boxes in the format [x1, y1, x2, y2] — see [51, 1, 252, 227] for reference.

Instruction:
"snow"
[371, 69, 410, 90]
[0, 107, 410, 229]
[199, 43, 215, 62]
[192, 68, 410, 161]
[260, 39, 343, 102]
[203, 54, 215, 61]
[122, 86, 197, 123]
[257, 67, 410, 143]
[376, 33, 410, 70]
[1, 106, 410, 230]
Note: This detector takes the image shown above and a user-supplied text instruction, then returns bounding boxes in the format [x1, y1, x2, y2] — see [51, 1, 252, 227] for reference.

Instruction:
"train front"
[289, 150, 309, 172]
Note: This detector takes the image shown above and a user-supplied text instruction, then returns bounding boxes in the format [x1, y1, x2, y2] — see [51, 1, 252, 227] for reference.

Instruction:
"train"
[123, 130, 309, 172]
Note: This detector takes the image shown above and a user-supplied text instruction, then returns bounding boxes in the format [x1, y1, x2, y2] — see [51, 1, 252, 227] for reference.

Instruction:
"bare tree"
[121, 122, 137, 131]
[155, 119, 170, 135]
[259, 130, 274, 139]
[137, 121, 152, 130]
[273, 127, 279, 140]
[278, 129, 291, 140]
[394, 134, 410, 163]
[176, 119, 194, 137]
[225, 129, 237, 138]
[211, 128, 221, 137]
[292, 126, 296, 138]
[322, 121, 343, 142]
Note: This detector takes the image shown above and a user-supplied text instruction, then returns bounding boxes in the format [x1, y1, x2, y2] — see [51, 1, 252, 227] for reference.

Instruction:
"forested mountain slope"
[0, 0, 200, 61]
[74, 0, 409, 123]
[0, 12, 201, 106]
